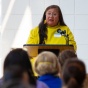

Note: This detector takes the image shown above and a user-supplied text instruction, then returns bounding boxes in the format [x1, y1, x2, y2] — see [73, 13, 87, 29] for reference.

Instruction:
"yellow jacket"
[26, 25, 77, 51]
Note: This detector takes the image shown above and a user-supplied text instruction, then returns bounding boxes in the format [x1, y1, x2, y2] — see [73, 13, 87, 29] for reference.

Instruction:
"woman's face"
[45, 8, 59, 27]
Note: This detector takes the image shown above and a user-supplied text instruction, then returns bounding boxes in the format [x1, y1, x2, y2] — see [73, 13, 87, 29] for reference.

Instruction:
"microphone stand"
[60, 30, 69, 45]
[63, 34, 69, 45]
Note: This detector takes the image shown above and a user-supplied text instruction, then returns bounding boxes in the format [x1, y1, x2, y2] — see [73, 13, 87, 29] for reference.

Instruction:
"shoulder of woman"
[60, 26, 70, 30]
[30, 26, 39, 34]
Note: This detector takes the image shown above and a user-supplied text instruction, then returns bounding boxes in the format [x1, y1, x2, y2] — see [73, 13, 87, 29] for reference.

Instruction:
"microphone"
[57, 29, 66, 35]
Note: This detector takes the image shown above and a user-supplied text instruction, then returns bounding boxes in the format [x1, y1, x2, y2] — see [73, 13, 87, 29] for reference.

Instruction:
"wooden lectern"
[23, 44, 74, 76]
[23, 44, 74, 58]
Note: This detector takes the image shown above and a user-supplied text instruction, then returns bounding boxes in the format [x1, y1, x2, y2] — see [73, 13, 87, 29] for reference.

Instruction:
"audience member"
[34, 51, 62, 88]
[58, 49, 77, 69]
[1, 65, 35, 88]
[62, 59, 86, 88]
[0, 48, 36, 88]
[2, 48, 36, 86]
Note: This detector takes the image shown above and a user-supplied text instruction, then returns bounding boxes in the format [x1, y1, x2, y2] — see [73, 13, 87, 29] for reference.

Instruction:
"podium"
[23, 44, 74, 57]
[23, 44, 74, 76]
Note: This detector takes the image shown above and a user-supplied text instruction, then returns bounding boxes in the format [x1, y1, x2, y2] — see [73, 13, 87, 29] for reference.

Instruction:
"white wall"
[0, 0, 88, 77]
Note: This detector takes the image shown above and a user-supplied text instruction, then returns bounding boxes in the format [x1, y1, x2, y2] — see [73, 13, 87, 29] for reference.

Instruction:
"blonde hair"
[34, 51, 60, 76]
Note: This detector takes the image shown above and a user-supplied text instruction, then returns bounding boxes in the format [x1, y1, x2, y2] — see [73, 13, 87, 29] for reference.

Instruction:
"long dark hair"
[39, 5, 66, 44]
[3, 48, 36, 85]
[63, 59, 86, 88]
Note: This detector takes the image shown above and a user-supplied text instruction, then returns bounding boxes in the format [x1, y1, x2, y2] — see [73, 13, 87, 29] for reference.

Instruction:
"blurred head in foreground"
[62, 59, 86, 88]
[34, 51, 60, 76]
[3, 48, 36, 86]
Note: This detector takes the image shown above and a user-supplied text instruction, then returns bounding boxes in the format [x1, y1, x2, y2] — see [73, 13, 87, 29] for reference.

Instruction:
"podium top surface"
[23, 44, 73, 46]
